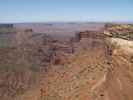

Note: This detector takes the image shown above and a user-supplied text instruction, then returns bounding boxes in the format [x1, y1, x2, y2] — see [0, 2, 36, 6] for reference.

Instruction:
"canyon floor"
[0, 23, 133, 100]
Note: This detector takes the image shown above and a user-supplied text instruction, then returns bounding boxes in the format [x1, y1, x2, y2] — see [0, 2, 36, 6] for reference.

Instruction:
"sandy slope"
[94, 38, 133, 100]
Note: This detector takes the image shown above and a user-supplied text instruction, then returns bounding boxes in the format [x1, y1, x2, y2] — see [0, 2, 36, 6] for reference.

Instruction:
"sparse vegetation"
[104, 23, 133, 40]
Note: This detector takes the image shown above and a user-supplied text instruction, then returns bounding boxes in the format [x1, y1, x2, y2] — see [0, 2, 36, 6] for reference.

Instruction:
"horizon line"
[0, 21, 133, 24]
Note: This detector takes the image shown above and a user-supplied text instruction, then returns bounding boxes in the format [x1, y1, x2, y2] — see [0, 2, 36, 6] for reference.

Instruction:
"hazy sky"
[0, 0, 133, 23]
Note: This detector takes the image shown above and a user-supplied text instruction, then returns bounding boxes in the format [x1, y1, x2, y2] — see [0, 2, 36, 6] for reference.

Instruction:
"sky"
[0, 0, 133, 23]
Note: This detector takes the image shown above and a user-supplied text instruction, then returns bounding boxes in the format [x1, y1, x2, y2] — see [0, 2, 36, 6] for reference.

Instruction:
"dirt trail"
[96, 56, 133, 100]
